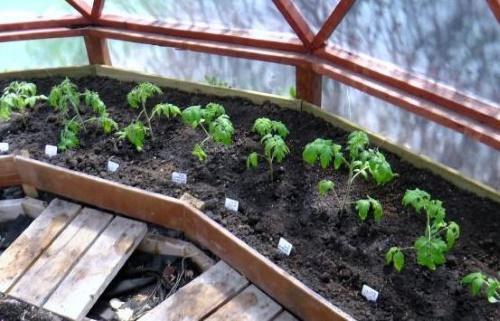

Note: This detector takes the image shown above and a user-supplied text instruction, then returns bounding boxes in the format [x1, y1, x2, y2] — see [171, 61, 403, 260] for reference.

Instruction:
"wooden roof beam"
[273, 0, 314, 48]
[65, 0, 92, 19]
[487, 0, 500, 22]
[91, 0, 106, 20]
[310, 0, 355, 50]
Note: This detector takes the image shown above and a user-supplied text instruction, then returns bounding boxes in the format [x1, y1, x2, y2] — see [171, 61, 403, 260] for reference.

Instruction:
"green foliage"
[48, 78, 80, 114]
[192, 143, 207, 161]
[462, 272, 500, 303]
[246, 152, 258, 169]
[318, 179, 334, 196]
[303, 138, 343, 169]
[386, 189, 460, 272]
[117, 121, 148, 151]
[347, 130, 369, 160]
[355, 196, 383, 222]
[83, 90, 106, 115]
[203, 103, 225, 123]
[288, 86, 297, 98]
[252, 117, 289, 138]
[204, 75, 229, 88]
[152, 103, 181, 119]
[209, 115, 234, 145]
[261, 134, 290, 163]
[385, 247, 405, 272]
[58, 118, 80, 151]
[126, 82, 162, 109]
[98, 114, 119, 134]
[182, 105, 203, 128]
[0, 81, 46, 120]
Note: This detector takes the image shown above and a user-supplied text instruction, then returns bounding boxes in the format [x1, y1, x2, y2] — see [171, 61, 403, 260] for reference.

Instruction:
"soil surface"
[1, 76, 499, 321]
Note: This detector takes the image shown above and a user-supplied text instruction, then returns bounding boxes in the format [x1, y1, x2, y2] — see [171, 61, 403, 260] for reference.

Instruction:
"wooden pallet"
[139, 261, 299, 321]
[0, 198, 147, 320]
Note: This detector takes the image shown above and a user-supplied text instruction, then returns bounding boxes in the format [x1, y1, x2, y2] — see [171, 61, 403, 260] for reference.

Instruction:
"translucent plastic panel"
[103, 0, 296, 38]
[0, 0, 76, 22]
[330, 0, 500, 103]
[322, 77, 500, 189]
[0, 38, 88, 72]
[294, 0, 340, 33]
[108, 40, 295, 96]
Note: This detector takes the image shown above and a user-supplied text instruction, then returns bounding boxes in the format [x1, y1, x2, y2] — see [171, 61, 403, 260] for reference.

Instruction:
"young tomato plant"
[385, 189, 460, 272]
[462, 271, 500, 303]
[0, 81, 46, 121]
[49, 79, 118, 151]
[117, 121, 148, 152]
[303, 131, 394, 220]
[246, 117, 290, 180]
[181, 103, 234, 161]
[126, 82, 163, 140]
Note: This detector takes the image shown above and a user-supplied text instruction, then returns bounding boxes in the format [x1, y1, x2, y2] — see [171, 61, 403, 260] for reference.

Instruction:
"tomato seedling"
[181, 103, 234, 161]
[247, 117, 290, 180]
[0, 81, 46, 121]
[126, 82, 163, 140]
[303, 131, 394, 219]
[385, 189, 460, 272]
[462, 271, 500, 303]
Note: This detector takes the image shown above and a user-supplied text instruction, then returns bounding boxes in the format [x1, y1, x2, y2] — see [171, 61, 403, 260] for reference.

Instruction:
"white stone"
[0, 143, 9, 152]
[107, 160, 119, 172]
[224, 198, 239, 212]
[171, 171, 187, 184]
[44, 145, 57, 157]
[277, 237, 293, 256]
[361, 284, 379, 302]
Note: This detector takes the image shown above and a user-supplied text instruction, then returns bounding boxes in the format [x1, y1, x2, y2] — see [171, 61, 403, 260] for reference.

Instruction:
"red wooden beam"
[296, 64, 322, 106]
[0, 28, 82, 42]
[91, 0, 106, 20]
[487, 0, 500, 22]
[273, 0, 315, 48]
[98, 14, 306, 53]
[313, 63, 500, 150]
[84, 35, 110, 65]
[65, 0, 92, 19]
[0, 15, 88, 32]
[310, 0, 355, 50]
[316, 46, 500, 130]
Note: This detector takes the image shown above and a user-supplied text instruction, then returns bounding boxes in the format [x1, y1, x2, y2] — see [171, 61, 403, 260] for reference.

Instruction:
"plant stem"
[142, 102, 154, 141]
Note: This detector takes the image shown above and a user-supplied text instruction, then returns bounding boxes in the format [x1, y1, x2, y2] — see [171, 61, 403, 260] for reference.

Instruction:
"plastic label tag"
[45, 145, 58, 157]
[107, 160, 119, 172]
[361, 284, 379, 302]
[172, 172, 187, 184]
[224, 198, 239, 212]
[0, 143, 9, 152]
[277, 237, 293, 256]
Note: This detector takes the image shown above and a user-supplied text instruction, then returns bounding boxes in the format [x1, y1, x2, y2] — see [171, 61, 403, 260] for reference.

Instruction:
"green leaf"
[426, 199, 446, 223]
[367, 150, 395, 185]
[152, 103, 181, 119]
[445, 221, 460, 249]
[252, 118, 273, 137]
[127, 82, 162, 109]
[369, 196, 383, 223]
[355, 199, 370, 221]
[302, 138, 343, 169]
[271, 120, 289, 138]
[246, 152, 258, 169]
[48, 78, 79, 114]
[414, 236, 447, 271]
[117, 121, 148, 151]
[181, 105, 203, 128]
[99, 115, 118, 134]
[202, 102, 225, 123]
[192, 144, 207, 161]
[486, 279, 500, 303]
[83, 89, 107, 115]
[347, 131, 369, 160]
[209, 114, 234, 145]
[402, 188, 431, 213]
[58, 119, 81, 151]
[462, 272, 487, 296]
[318, 179, 334, 196]
[385, 247, 405, 272]
[262, 134, 290, 163]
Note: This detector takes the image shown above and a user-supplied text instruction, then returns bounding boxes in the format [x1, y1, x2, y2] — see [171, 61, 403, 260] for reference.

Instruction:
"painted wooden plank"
[43, 216, 147, 320]
[139, 261, 248, 321]
[274, 311, 300, 321]
[9, 208, 113, 306]
[0, 199, 81, 293]
[206, 285, 282, 321]
[0, 199, 24, 222]
[21, 197, 47, 218]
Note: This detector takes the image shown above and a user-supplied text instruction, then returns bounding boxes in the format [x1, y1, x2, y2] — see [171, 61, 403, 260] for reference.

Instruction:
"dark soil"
[1, 76, 499, 321]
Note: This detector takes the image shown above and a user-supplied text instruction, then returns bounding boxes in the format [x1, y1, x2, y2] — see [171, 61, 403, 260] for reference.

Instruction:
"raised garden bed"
[0, 68, 499, 321]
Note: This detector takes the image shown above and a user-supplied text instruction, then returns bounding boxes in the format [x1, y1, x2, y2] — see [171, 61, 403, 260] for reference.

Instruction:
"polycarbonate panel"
[0, 0, 76, 22]
[0, 38, 88, 72]
[322, 77, 500, 189]
[329, 0, 500, 103]
[103, 0, 296, 38]
[108, 40, 295, 96]
[294, 0, 340, 33]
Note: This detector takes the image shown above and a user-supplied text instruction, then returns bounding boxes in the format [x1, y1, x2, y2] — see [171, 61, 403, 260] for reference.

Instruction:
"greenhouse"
[0, 1, 498, 320]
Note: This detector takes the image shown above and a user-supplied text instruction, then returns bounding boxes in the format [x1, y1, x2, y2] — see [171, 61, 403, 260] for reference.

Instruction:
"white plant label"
[361, 284, 379, 302]
[0, 142, 9, 152]
[107, 160, 119, 172]
[171, 171, 187, 184]
[277, 237, 293, 256]
[45, 145, 58, 157]
[224, 198, 239, 212]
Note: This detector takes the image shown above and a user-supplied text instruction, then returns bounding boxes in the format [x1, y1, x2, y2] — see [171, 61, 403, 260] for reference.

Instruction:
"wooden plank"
[0, 155, 21, 188]
[43, 216, 147, 320]
[21, 197, 47, 218]
[0, 28, 82, 43]
[296, 64, 322, 106]
[273, 0, 314, 47]
[205, 285, 282, 321]
[65, 0, 92, 19]
[487, 0, 500, 22]
[0, 199, 81, 293]
[139, 261, 248, 321]
[84, 35, 111, 65]
[0, 199, 23, 222]
[19, 150, 38, 198]
[9, 208, 113, 306]
[273, 311, 300, 321]
[310, 0, 355, 50]
[91, 0, 106, 20]
[0, 15, 88, 32]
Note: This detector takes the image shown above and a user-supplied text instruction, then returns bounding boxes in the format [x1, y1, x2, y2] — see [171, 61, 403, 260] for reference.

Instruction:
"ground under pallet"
[0, 198, 299, 321]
